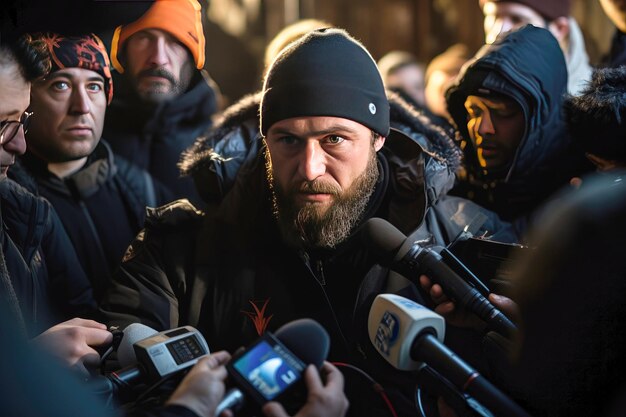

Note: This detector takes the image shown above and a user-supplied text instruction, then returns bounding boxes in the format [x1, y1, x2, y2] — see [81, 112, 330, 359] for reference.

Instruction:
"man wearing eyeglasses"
[0, 98, 28, 178]
[0, 36, 107, 367]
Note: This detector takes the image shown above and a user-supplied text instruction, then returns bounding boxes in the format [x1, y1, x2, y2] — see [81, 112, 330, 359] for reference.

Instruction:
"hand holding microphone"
[216, 318, 331, 416]
[32, 317, 113, 376]
[362, 217, 517, 337]
[368, 294, 530, 417]
[419, 275, 520, 332]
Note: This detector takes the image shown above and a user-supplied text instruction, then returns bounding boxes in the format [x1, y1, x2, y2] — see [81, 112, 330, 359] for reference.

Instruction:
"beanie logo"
[369, 103, 377, 115]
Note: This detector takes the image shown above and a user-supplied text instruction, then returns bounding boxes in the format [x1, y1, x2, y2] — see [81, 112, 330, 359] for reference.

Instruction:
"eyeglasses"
[0, 112, 32, 145]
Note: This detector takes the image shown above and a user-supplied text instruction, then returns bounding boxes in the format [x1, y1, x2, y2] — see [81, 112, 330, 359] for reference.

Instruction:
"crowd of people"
[1, 0, 626, 416]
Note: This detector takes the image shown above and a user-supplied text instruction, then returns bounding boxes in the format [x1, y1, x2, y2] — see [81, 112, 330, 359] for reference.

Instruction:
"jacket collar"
[22, 141, 117, 199]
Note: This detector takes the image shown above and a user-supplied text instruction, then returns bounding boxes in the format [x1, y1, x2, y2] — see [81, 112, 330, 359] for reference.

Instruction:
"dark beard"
[268, 148, 379, 249]
[130, 62, 193, 104]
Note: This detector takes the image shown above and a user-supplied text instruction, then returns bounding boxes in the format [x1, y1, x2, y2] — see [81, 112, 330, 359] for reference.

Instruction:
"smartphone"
[227, 332, 307, 406]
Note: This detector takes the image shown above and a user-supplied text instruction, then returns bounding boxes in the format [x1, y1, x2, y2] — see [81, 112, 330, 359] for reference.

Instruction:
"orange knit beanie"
[110, 0, 205, 73]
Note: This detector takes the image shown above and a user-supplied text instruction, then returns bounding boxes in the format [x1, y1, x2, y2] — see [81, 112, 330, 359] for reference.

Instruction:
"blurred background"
[209, 0, 617, 105]
[1, 0, 617, 105]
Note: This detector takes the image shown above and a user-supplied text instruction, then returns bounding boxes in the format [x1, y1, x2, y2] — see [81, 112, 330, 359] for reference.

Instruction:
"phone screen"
[231, 337, 304, 401]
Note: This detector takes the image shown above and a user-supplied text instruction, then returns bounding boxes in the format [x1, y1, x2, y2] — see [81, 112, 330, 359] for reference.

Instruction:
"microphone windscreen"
[118, 323, 158, 367]
[274, 319, 329, 368]
[361, 218, 406, 264]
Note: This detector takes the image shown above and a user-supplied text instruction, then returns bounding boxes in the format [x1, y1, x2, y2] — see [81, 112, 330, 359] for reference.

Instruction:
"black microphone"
[369, 294, 531, 417]
[216, 318, 330, 415]
[362, 217, 516, 336]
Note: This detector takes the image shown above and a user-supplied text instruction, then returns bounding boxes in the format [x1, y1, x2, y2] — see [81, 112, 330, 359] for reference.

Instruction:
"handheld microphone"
[362, 217, 516, 337]
[368, 294, 530, 417]
[216, 318, 330, 416]
[106, 324, 210, 390]
[117, 323, 159, 368]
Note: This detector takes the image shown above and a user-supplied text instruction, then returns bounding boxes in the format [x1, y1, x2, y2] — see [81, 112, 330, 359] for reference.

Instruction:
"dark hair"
[0, 34, 50, 82]
[563, 67, 626, 163]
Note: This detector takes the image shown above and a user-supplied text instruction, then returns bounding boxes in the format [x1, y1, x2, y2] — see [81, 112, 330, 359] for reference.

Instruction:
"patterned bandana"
[32, 33, 114, 104]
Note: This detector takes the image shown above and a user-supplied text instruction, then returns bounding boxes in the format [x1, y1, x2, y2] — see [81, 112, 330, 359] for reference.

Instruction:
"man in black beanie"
[102, 28, 513, 416]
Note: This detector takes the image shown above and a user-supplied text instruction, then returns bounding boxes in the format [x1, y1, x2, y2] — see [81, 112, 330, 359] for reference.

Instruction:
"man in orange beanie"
[103, 0, 218, 207]
[479, 0, 591, 95]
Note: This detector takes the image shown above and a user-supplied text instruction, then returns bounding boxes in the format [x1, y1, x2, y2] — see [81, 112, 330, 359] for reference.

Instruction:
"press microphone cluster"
[368, 294, 530, 417]
[362, 217, 516, 337]
[95, 319, 330, 415]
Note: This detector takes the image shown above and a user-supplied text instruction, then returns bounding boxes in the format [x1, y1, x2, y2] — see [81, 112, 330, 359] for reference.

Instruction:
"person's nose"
[147, 36, 169, 67]
[6, 127, 27, 156]
[477, 111, 495, 140]
[299, 141, 327, 181]
[68, 85, 91, 115]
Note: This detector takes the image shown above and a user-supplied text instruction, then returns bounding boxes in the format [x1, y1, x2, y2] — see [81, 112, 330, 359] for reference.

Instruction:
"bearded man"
[101, 28, 513, 416]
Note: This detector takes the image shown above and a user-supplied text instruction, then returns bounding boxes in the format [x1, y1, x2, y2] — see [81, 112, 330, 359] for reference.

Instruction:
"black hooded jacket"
[446, 25, 590, 227]
[102, 71, 218, 208]
[11, 141, 172, 300]
[101, 92, 515, 416]
[0, 179, 96, 336]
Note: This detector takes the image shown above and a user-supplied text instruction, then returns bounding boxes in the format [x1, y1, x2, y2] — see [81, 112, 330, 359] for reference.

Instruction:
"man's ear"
[548, 16, 570, 44]
[374, 135, 386, 152]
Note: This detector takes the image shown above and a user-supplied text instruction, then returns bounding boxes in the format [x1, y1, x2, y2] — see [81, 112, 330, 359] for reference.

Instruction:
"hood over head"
[446, 25, 568, 182]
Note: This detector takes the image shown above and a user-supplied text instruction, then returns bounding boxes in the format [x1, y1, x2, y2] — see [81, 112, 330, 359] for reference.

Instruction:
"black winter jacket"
[0, 179, 96, 336]
[102, 92, 515, 416]
[12, 141, 173, 300]
[446, 25, 591, 228]
[102, 71, 217, 208]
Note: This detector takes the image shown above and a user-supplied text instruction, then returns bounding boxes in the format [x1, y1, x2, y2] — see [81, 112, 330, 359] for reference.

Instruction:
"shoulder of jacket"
[144, 199, 205, 230]
[180, 93, 261, 177]
[0, 179, 48, 215]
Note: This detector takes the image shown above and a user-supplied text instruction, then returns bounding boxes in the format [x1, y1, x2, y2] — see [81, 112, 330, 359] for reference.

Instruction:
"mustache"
[297, 180, 340, 195]
[137, 68, 177, 85]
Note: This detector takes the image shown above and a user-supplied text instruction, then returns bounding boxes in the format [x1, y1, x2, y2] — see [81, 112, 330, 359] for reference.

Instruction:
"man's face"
[482, 2, 550, 44]
[265, 116, 385, 249]
[124, 29, 194, 103]
[0, 61, 29, 179]
[600, 0, 626, 33]
[464, 94, 525, 175]
[27, 68, 106, 163]
[386, 64, 425, 106]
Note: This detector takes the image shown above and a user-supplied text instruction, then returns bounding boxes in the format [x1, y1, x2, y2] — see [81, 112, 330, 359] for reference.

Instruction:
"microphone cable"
[331, 362, 399, 417]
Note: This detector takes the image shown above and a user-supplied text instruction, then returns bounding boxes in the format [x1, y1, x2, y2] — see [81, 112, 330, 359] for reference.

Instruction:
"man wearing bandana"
[10, 33, 172, 300]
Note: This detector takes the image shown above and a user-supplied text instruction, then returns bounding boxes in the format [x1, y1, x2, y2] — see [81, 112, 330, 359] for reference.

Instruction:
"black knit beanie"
[260, 28, 390, 137]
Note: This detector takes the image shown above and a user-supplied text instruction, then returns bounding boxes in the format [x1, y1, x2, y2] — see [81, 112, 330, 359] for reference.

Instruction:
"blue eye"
[87, 83, 103, 92]
[52, 81, 70, 91]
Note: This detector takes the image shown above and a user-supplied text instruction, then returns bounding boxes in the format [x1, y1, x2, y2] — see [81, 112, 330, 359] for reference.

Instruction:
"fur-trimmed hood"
[180, 90, 462, 205]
